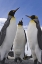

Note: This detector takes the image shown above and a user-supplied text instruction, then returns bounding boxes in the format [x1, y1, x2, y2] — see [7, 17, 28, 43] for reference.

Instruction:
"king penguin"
[0, 7, 20, 64]
[26, 15, 42, 64]
[13, 18, 27, 62]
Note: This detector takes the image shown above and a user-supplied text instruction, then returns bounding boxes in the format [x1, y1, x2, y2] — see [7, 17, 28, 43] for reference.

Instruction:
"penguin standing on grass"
[13, 18, 27, 62]
[0, 7, 19, 64]
[26, 15, 42, 64]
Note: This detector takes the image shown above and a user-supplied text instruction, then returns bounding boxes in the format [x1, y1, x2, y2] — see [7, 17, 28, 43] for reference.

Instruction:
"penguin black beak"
[26, 15, 31, 18]
[13, 7, 20, 12]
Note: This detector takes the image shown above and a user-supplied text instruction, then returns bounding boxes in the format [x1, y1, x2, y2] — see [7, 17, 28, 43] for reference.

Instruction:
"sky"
[0, 0, 42, 26]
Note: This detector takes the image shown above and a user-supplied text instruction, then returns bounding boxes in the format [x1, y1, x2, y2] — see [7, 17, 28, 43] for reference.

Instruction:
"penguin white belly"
[27, 22, 41, 62]
[0, 20, 17, 60]
[27, 22, 38, 50]
[13, 28, 25, 59]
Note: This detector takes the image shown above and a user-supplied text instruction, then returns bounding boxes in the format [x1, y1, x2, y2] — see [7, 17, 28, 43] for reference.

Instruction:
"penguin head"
[26, 15, 38, 19]
[8, 7, 20, 17]
[18, 18, 23, 26]
[26, 15, 39, 24]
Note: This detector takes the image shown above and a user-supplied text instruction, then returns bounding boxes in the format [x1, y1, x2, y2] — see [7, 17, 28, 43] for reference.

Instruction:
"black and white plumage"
[0, 17, 11, 46]
[13, 19, 27, 62]
[26, 15, 42, 64]
[37, 23, 42, 50]
[7, 45, 14, 60]
[0, 7, 20, 64]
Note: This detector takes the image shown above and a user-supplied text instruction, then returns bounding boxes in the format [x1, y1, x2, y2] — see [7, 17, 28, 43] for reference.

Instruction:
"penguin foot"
[18, 57, 22, 62]
[7, 51, 14, 60]
[37, 61, 41, 64]
[23, 55, 28, 60]
[14, 58, 17, 62]
[23, 55, 32, 60]
[34, 59, 37, 64]
[14, 57, 22, 63]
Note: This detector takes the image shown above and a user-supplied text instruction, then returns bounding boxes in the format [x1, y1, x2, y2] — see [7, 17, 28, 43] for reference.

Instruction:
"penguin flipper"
[0, 18, 10, 46]
[24, 29, 28, 50]
[37, 24, 42, 50]
[33, 19, 42, 50]
[24, 30, 27, 43]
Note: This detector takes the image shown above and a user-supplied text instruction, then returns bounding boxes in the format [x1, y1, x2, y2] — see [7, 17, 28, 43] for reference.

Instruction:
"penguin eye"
[8, 10, 15, 16]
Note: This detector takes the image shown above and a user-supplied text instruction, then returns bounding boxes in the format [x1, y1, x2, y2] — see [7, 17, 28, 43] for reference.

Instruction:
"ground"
[4, 58, 34, 64]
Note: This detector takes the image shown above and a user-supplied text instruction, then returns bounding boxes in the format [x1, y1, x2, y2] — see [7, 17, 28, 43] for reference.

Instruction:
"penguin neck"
[7, 15, 15, 25]
[8, 15, 15, 20]
[28, 20, 36, 28]
[7, 15, 12, 20]
[30, 20, 36, 24]
[10, 17, 16, 24]
[17, 25, 23, 31]
[28, 20, 37, 35]
[17, 25, 23, 28]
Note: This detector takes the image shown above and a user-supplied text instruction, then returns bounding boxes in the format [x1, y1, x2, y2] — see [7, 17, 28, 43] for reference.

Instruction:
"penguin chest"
[2, 20, 17, 51]
[27, 22, 38, 49]
[14, 28, 25, 51]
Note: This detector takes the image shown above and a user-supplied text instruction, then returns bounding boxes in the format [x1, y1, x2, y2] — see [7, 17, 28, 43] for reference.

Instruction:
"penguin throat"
[10, 17, 16, 23]
[18, 25, 22, 27]
[30, 20, 36, 24]
[8, 15, 15, 20]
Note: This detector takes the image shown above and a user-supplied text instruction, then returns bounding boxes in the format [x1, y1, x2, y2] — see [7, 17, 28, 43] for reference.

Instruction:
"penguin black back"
[0, 18, 10, 46]
[37, 26, 42, 50]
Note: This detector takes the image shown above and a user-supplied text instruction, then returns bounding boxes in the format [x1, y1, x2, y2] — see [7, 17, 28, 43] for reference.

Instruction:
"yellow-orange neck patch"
[18, 25, 22, 27]
[30, 20, 35, 23]
[10, 17, 16, 22]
